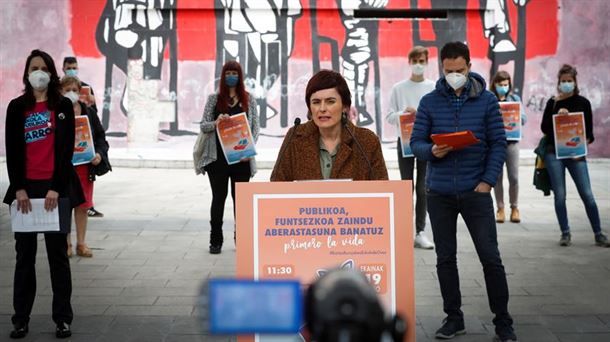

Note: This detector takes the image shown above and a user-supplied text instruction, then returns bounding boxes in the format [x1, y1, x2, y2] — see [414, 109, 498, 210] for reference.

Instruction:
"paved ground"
[0, 161, 609, 342]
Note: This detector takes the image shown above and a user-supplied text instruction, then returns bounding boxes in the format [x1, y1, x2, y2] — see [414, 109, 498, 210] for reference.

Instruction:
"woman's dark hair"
[440, 41, 471, 64]
[305, 70, 351, 118]
[22, 49, 62, 110]
[557, 64, 579, 95]
[490, 70, 512, 98]
[217, 60, 248, 114]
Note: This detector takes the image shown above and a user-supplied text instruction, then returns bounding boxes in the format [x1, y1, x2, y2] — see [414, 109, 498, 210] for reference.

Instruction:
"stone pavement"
[0, 161, 609, 342]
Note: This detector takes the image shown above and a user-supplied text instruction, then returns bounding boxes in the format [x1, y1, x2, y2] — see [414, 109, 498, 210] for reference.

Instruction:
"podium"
[235, 180, 415, 342]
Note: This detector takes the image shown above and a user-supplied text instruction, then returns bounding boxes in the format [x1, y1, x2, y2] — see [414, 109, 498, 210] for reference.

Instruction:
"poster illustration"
[216, 113, 257, 165]
[499, 102, 522, 141]
[553, 112, 587, 159]
[399, 113, 415, 157]
[72, 116, 96, 165]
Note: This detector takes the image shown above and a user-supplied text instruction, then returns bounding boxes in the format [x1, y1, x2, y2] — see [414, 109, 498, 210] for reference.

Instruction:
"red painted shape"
[70, 0, 105, 58]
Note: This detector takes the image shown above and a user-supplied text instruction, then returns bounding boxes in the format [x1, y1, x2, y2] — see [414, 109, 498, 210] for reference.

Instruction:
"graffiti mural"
[1, 0, 609, 157]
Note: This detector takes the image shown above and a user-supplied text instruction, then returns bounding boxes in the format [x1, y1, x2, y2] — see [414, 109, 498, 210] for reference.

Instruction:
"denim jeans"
[427, 190, 512, 327]
[397, 140, 428, 233]
[544, 153, 601, 235]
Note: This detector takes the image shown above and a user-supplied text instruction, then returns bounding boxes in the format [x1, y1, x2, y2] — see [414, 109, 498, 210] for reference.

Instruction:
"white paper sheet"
[10, 199, 60, 232]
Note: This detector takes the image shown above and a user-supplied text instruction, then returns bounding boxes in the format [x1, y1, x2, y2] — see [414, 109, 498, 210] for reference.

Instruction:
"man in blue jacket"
[410, 42, 516, 342]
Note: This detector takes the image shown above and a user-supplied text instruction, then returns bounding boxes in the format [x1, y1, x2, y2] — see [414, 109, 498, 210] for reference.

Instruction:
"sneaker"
[435, 318, 466, 339]
[494, 325, 517, 341]
[559, 233, 571, 246]
[595, 233, 610, 248]
[496, 208, 505, 223]
[414, 232, 434, 249]
[87, 207, 104, 218]
[9, 322, 28, 339]
[510, 207, 520, 223]
[55, 322, 71, 339]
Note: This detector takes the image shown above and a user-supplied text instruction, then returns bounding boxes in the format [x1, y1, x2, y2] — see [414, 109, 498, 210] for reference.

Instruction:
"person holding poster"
[411, 42, 517, 341]
[4, 50, 84, 339]
[385, 46, 435, 250]
[270, 69, 388, 181]
[540, 64, 608, 247]
[60, 76, 110, 257]
[490, 71, 527, 224]
[199, 61, 259, 254]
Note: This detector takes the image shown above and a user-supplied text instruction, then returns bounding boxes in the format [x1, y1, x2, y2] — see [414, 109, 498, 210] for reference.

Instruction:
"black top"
[541, 94, 594, 151]
[4, 95, 84, 206]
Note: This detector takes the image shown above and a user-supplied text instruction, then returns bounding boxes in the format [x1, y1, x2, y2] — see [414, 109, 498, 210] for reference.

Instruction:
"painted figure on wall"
[95, 0, 184, 135]
[337, 0, 388, 130]
[215, 0, 303, 129]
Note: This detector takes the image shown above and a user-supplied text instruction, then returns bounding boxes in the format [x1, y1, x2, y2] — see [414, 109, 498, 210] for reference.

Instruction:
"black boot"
[209, 221, 223, 254]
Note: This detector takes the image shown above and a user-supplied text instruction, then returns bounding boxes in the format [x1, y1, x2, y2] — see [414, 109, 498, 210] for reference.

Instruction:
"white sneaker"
[414, 233, 435, 249]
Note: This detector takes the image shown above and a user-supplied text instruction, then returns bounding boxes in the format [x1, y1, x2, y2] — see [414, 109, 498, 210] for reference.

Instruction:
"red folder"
[431, 130, 480, 150]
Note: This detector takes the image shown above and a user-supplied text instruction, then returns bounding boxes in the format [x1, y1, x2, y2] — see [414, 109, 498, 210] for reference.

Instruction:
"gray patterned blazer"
[196, 93, 259, 176]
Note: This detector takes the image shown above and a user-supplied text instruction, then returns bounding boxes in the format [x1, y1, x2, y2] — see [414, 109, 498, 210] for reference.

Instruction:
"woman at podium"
[271, 70, 388, 181]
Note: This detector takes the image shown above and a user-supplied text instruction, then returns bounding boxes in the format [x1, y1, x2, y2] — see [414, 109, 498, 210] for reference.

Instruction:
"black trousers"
[205, 157, 251, 245]
[396, 140, 428, 233]
[12, 180, 73, 325]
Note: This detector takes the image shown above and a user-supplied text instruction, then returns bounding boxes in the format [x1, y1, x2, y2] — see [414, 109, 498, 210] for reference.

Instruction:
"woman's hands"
[215, 114, 231, 125]
[91, 153, 102, 166]
[44, 190, 59, 211]
[16, 189, 32, 214]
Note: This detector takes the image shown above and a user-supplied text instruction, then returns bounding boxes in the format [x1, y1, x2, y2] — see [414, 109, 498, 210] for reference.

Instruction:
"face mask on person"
[445, 72, 467, 90]
[410, 63, 426, 76]
[225, 75, 239, 87]
[65, 69, 78, 77]
[28, 70, 51, 91]
[64, 91, 79, 104]
[495, 84, 510, 96]
[559, 81, 575, 94]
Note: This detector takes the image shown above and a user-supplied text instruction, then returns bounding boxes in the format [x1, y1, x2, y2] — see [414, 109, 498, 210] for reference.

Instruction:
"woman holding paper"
[3, 50, 84, 339]
[270, 70, 388, 181]
[199, 61, 259, 254]
[490, 71, 527, 224]
[540, 64, 608, 247]
[60, 75, 110, 258]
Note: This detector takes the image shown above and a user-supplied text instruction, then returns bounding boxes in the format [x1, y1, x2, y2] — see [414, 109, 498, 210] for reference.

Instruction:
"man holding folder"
[410, 42, 516, 342]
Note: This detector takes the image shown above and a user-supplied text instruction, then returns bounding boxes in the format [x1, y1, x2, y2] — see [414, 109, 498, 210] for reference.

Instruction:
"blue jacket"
[410, 72, 506, 195]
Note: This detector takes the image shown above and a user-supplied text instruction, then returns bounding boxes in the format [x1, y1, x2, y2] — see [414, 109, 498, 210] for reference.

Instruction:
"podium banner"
[236, 180, 415, 342]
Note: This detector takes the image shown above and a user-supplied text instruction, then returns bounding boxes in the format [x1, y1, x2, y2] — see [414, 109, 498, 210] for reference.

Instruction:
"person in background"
[198, 61, 259, 254]
[410, 42, 516, 342]
[490, 71, 527, 224]
[60, 76, 110, 257]
[386, 46, 435, 250]
[4, 49, 84, 339]
[540, 64, 609, 247]
[62, 56, 103, 218]
[270, 69, 388, 181]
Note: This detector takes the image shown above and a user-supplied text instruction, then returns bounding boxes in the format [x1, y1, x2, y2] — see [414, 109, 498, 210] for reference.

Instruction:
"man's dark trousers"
[426, 189, 513, 327]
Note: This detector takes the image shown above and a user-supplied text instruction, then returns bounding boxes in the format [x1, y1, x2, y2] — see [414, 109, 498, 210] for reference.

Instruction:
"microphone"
[342, 113, 373, 180]
[272, 117, 301, 180]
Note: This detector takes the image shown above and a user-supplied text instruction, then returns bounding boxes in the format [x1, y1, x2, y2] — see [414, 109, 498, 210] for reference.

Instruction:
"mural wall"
[1, 0, 609, 157]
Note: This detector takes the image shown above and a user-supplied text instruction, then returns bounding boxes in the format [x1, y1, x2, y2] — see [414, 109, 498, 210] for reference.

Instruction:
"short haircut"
[557, 64, 579, 95]
[305, 70, 351, 117]
[60, 75, 82, 89]
[440, 42, 470, 64]
[63, 56, 77, 67]
[408, 46, 429, 62]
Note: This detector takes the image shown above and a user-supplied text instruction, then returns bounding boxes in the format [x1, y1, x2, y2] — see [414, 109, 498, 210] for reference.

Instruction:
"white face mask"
[410, 63, 426, 76]
[28, 70, 51, 91]
[64, 91, 79, 104]
[445, 72, 467, 90]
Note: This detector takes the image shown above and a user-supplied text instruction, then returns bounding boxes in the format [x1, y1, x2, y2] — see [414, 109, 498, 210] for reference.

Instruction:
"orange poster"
[499, 102, 522, 141]
[216, 112, 257, 164]
[553, 112, 587, 159]
[399, 113, 415, 157]
[236, 181, 414, 342]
